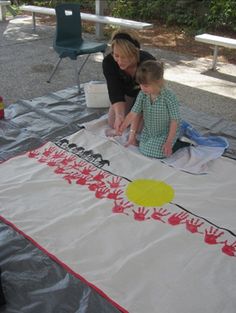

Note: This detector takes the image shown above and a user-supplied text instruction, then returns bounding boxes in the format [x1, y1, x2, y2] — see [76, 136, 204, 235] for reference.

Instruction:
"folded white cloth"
[163, 145, 226, 174]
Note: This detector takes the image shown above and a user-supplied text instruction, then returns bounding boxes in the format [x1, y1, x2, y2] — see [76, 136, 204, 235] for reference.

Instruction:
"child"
[120, 60, 181, 159]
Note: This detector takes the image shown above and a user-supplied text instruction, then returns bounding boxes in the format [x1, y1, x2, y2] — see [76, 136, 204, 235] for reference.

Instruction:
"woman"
[102, 28, 155, 135]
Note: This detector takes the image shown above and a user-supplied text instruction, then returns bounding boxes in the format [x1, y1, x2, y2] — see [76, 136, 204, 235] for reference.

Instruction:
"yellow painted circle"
[125, 179, 174, 207]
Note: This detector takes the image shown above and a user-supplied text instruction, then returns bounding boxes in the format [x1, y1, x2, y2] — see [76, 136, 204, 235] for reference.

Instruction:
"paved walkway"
[1, 15, 236, 121]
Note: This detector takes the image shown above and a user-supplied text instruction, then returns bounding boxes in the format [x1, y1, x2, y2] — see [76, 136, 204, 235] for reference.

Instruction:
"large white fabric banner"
[0, 127, 235, 313]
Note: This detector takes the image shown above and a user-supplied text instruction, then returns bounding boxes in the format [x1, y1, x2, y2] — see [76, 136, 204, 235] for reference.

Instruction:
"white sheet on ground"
[0, 126, 235, 313]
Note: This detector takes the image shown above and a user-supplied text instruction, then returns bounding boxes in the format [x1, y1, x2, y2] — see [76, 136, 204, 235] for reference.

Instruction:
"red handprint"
[69, 160, 87, 171]
[43, 146, 56, 157]
[95, 187, 110, 199]
[52, 150, 66, 159]
[107, 177, 125, 189]
[204, 226, 225, 244]
[93, 171, 110, 182]
[132, 207, 150, 221]
[63, 172, 81, 184]
[87, 181, 105, 191]
[186, 218, 204, 234]
[76, 175, 92, 186]
[221, 240, 236, 257]
[28, 150, 40, 158]
[168, 211, 188, 225]
[107, 189, 123, 200]
[38, 155, 49, 163]
[60, 155, 76, 166]
[54, 165, 68, 174]
[80, 165, 96, 176]
[151, 208, 170, 223]
[47, 159, 61, 167]
[112, 200, 133, 215]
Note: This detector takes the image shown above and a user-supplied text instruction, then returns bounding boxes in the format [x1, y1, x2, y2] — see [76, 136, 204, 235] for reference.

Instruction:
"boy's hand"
[125, 131, 138, 147]
[163, 141, 173, 157]
[119, 111, 136, 134]
[119, 117, 130, 134]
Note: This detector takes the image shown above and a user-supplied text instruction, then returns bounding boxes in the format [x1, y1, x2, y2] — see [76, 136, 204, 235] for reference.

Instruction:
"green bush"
[14, 0, 236, 33]
[14, 0, 95, 11]
[208, 0, 236, 31]
[106, 0, 236, 33]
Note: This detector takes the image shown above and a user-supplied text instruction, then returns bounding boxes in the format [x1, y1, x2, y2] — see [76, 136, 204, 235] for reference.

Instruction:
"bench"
[195, 33, 236, 70]
[20, 5, 153, 39]
[0, 1, 11, 21]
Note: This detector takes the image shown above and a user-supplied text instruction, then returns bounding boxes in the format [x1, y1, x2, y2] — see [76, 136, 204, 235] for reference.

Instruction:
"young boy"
[120, 60, 181, 158]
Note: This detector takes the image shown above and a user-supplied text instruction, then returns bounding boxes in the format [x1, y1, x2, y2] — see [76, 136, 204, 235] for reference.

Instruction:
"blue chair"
[47, 3, 107, 93]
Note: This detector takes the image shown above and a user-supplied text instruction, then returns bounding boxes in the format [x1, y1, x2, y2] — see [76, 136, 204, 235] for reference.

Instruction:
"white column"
[212, 45, 219, 71]
[0, 1, 8, 21]
[95, 0, 105, 39]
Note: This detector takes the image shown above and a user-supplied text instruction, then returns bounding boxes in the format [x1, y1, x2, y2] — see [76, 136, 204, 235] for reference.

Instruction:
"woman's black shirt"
[102, 50, 155, 104]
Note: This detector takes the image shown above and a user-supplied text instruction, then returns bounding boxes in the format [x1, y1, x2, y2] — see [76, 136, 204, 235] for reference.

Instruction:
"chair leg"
[47, 58, 63, 83]
[75, 54, 90, 94]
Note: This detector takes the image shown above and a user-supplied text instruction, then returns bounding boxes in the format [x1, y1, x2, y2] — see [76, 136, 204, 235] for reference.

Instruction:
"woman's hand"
[114, 113, 125, 135]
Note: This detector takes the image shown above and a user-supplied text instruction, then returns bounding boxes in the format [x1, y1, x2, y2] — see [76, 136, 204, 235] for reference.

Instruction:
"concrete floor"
[1, 15, 236, 121]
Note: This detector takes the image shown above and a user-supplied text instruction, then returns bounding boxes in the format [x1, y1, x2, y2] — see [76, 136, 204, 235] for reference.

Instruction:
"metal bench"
[20, 5, 153, 39]
[195, 33, 236, 70]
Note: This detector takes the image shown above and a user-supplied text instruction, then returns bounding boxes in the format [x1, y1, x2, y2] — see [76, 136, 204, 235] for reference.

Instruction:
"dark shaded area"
[0, 268, 6, 306]
[202, 69, 236, 84]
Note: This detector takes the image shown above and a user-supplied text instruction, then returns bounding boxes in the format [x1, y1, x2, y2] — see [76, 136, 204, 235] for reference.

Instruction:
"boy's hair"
[136, 60, 164, 84]
[111, 28, 140, 62]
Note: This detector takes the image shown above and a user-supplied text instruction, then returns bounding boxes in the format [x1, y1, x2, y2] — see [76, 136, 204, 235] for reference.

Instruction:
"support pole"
[95, 0, 105, 39]
[32, 12, 36, 31]
[212, 45, 218, 71]
[0, 1, 14, 21]
[0, 6, 5, 21]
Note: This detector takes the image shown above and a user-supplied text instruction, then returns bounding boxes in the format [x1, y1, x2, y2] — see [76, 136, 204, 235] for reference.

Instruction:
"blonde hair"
[111, 29, 140, 62]
[136, 60, 164, 84]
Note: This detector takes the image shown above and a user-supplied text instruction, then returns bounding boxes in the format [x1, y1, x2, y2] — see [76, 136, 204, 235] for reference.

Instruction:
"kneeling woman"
[102, 28, 155, 135]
